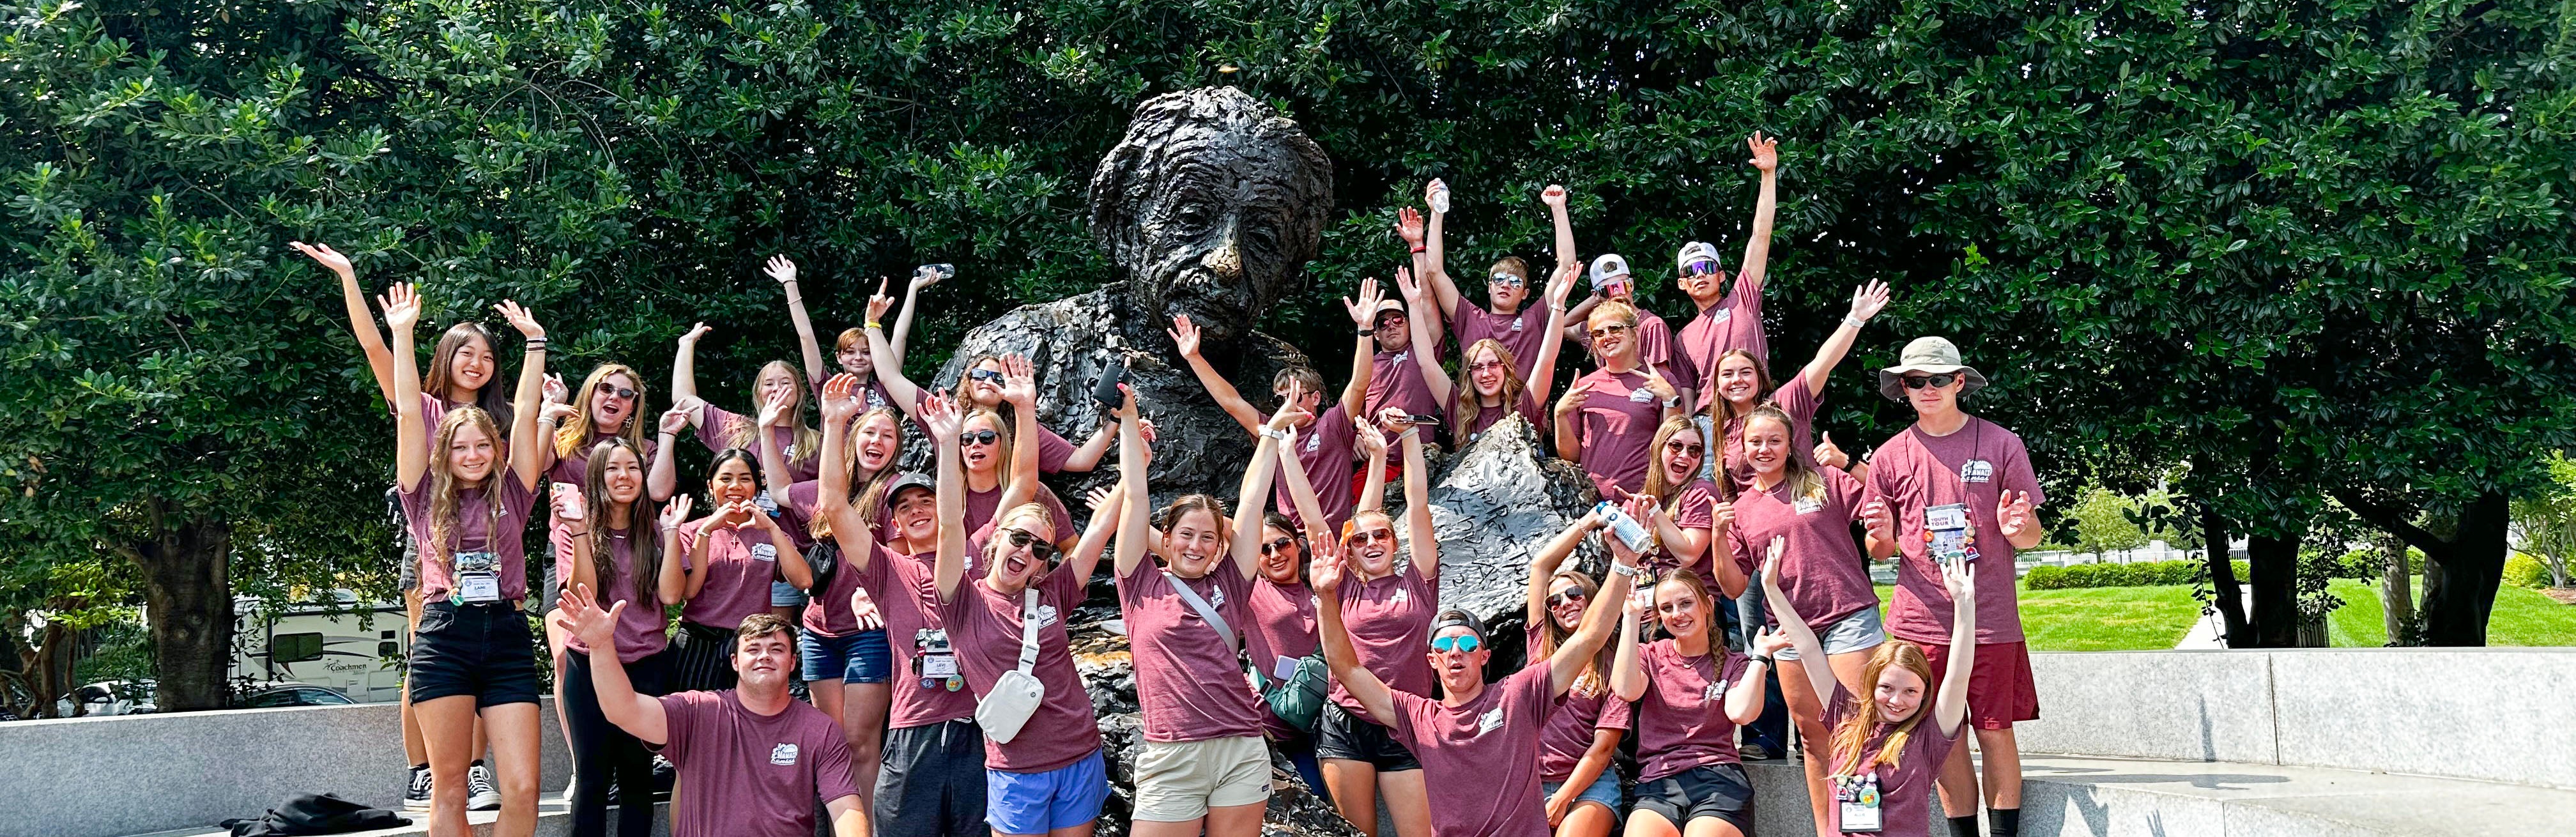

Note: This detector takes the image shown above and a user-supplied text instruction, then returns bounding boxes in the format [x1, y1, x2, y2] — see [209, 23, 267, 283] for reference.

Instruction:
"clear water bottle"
[1427, 178, 1450, 214]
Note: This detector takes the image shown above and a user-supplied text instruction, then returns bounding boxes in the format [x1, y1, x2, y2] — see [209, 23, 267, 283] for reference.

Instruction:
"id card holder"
[915, 628, 961, 690]
[1924, 502, 1977, 566]
[1837, 774, 1883, 831]
[451, 551, 503, 605]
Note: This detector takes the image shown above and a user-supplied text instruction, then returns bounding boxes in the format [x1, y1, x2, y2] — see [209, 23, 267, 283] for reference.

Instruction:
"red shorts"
[1918, 640, 2039, 730]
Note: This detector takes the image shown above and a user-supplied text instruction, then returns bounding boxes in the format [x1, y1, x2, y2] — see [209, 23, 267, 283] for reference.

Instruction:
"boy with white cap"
[1674, 134, 1782, 411]
[1860, 336, 2045, 837]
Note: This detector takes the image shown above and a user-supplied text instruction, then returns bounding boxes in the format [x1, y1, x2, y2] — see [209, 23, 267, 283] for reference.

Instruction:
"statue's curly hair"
[1087, 86, 1333, 305]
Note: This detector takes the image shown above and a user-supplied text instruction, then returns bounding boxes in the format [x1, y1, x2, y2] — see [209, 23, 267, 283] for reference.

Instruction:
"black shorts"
[875, 719, 988, 837]
[1632, 763, 1754, 831]
[408, 601, 540, 706]
[1314, 703, 1421, 772]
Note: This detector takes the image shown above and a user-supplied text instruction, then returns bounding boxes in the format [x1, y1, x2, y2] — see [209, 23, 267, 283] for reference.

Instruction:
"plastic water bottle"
[1428, 179, 1450, 214]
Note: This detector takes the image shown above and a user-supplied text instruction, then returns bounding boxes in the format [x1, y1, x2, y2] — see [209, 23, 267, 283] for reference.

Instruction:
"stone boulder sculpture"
[1388, 415, 1604, 668]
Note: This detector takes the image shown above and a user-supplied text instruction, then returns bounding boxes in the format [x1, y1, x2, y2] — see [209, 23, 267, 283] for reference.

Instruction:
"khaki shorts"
[1132, 735, 1272, 821]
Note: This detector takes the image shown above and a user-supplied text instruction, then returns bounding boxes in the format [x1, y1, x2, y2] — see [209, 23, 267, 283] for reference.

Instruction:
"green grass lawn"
[1869, 582, 2205, 652]
[2323, 577, 2576, 647]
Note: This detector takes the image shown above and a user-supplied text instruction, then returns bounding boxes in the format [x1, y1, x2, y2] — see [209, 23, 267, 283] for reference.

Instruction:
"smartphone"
[550, 482, 585, 521]
[917, 263, 956, 282]
[1092, 358, 1127, 409]
[1593, 500, 1653, 552]
[1406, 413, 1443, 426]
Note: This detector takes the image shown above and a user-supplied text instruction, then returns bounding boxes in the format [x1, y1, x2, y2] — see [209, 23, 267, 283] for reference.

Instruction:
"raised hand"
[542, 402, 579, 426]
[1751, 628, 1793, 657]
[542, 373, 569, 408]
[1112, 383, 1140, 422]
[1748, 132, 1779, 173]
[997, 354, 1038, 408]
[1342, 276, 1384, 328]
[678, 321, 712, 346]
[1308, 535, 1349, 595]
[1996, 490, 2034, 540]
[1814, 431, 1850, 470]
[1763, 535, 1785, 580]
[1848, 279, 1892, 323]
[1860, 498, 1896, 544]
[1167, 314, 1204, 358]
[1084, 485, 1117, 514]
[1540, 184, 1568, 210]
[1266, 384, 1311, 436]
[1424, 179, 1450, 214]
[1393, 266, 1425, 305]
[1395, 206, 1425, 249]
[659, 405, 693, 436]
[1352, 416, 1388, 460]
[379, 283, 421, 333]
[493, 300, 544, 340]
[910, 264, 946, 291]
[1376, 407, 1415, 436]
[755, 388, 793, 429]
[866, 278, 896, 325]
[764, 254, 798, 286]
[558, 583, 624, 652]
[289, 241, 353, 278]
[820, 373, 862, 426]
[919, 389, 964, 440]
[1942, 557, 1977, 604]
[658, 494, 693, 532]
[1546, 261, 1580, 310]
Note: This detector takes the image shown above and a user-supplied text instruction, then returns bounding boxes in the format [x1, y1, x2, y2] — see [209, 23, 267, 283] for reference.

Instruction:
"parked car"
[56, 680, 157, 717]
[236, 682, 357, 709]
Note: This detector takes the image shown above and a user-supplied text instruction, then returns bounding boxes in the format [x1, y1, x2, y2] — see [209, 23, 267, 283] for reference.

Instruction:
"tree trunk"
[2379, 534, 2415, 646]
[2244, 534, 2302, 648]
[126, 514, 234, 712]
[2200, 507, 2250, 647]
[2418, 492, 2509, 647]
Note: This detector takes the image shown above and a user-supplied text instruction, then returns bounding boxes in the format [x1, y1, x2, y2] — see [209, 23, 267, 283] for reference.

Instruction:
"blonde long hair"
[1830, 640, 1936, 774]
[1744, 406, 1823, 503]
[722, 360, 820, 468]
[814, 406, 908, 541]
[1448, 339, 1529, 442]
[555, 363, 650, 459]
[426, 406, 508, 571]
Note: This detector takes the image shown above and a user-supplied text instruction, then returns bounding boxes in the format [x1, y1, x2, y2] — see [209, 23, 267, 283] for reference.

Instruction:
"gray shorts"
[389, 487, 422, 593]
[876, 719, 987, 837]
[1777, 606, 1885, 662]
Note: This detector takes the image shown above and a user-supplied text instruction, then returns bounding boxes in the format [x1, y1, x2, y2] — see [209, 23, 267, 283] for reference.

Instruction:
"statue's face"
[1123, 137, 1303, 346]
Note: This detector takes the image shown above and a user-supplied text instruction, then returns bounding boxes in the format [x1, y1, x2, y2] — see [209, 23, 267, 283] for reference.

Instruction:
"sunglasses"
[1345, 528, 1396, 547]
[1468, 360, 1508, 374]
[968, 368, 1006, 385]
[1683, 259, 1721, 277]
[961, 430, 1000, 446]
[594, 382, 638, 401]
[1261, 537, 1299, 555]
[1429, 634, 1483, 653]
[1666, 441, 1706, 456]
[1900, 372, 1961, 390]
[1489, 273, 1525, 288]
[1547, 590, 1587, 608]
[1587, 323, 1634, 339]
[999, 528, 1059, 565]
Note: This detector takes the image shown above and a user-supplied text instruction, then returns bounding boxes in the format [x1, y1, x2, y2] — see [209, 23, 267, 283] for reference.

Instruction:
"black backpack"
[223, 792, 408, 836]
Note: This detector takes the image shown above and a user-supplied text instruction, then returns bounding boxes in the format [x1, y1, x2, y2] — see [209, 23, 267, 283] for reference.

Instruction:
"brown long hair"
[1448, 339, 1529, 442]
[814, 406, 908, 541]
[1830, 640, 1936, 774]
[1743, 406, 1823, 503]
[425, 322, 514, 429]
[426, 406, 508, 571]
[1534, 569, 1612, 698]
[1654, 567, 1720, 646]
[1706, 348, 1775, 423]
[721, 360, 820, 468]
[582, 438, 661, 607]
[555, 363, 650, 459]
[1640, 417, 1704, 512]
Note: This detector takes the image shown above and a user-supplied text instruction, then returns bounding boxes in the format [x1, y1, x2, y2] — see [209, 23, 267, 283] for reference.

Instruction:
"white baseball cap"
[1589, 254, 1631, 290]
[1676, 242, 1723, 275]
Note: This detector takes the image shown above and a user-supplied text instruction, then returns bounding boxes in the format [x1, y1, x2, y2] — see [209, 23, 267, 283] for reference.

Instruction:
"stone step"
[128, 799, 668, 837]
[1745, 753, 2576, 837]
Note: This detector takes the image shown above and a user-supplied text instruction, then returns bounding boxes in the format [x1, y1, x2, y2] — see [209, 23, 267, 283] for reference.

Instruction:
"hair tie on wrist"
[865, 321, 884, 330]
[1409, 245, 1426, 254]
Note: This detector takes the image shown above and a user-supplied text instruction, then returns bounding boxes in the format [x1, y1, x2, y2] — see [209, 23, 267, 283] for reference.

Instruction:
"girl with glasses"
[1705, 280, 1891, 493]
[861, 286, 1121, 476]
[1554, 301, 1688, 496]
[944, 355, 1078, 551]
[1245, 509, 1330, 794]
[1522, 498, 1660, 837]
[1632, 417, 1724, 582]
[1397, 181, 1581, 381]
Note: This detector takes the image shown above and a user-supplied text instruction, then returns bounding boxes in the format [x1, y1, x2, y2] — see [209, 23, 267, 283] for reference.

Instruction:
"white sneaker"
[402, 765, 433, 810]
[560, 774, 577, 802]
[467, 763, 502, 811]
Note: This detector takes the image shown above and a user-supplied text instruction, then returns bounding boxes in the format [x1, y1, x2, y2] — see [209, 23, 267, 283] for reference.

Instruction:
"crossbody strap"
[1162, 572, 1240, 658]
[1016, 588, 1042, 675]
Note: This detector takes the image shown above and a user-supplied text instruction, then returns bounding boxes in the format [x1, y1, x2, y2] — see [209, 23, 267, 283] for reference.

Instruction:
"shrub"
[2504, 553, 2550, 589]
[2023, 559, 2209, 590]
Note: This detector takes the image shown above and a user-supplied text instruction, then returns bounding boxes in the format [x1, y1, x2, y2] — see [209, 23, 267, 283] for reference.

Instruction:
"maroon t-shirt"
[1822, 684, 1959, 837]
[544, 434, 662, 581]
[938, 555, 1100, 772]
[963, 482, 1075, 548]
[1274, 404, 1359, 533]
[1728, 466, 1880, 627]
[1119, 560, 1265, 742]
[1568, 368, 1668, 496]
[695, 402, 820, 484]
[804, 541, 898, 638]
[678, 518, 786, 629]
[398, 471, 537, 604]
[1387, 665, 1560, 837]
[864, 549, 979, 728]
[1676, 275, 1768, 411]
[1719, 376, 1820, 493]
[1366, 346, 1446, 426]
[1867, 418, 2044, 645]
[655, 690, 860, 837]
[1452, 296, 1550, 380]
[1632, 638, 1749, 781]
[1460, 392, 1547, 445]
[1034, 424, 1078, 475]
[1647, 480, 1719, 580]
[1523, 626, 1632, 783]
[565, 531, 673, 663]
[391, 393, 505, 461]
[1247, 579, 1321, 738]
[1328, 565, 1438, 717]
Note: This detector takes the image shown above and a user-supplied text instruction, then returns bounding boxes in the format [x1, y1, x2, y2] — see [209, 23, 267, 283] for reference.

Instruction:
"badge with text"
[749, 542, 778, 562]
[1925, 502, 1976, 566]
[1835, 773, 1882, 831]
[452, 551, 502, 605]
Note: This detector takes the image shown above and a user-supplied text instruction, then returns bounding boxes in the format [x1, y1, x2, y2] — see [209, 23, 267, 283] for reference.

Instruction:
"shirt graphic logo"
[1509, 318, 1524, 332]
[1304, 433, 1321, 454]
[1034, 604, 1060, 629]
[1703, 682, 1726, 701]
[1629, 388, 1657, 404]
[1208, 587, 1227, 608]
[1713, 309, 1732, 323]
[1388, 588, 1409, 606]
[1960, 460, 1995, 484]
[769, 743, 799, 766]
[1393, 350, 1410, 364]
[1477, 707, 1505, 735]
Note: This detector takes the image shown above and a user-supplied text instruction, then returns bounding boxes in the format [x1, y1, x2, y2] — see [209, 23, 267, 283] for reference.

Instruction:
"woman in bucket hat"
[1861, 336, 2044, 837]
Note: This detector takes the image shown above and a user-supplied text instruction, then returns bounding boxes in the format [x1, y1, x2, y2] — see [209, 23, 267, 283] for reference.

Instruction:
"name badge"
[914, 628, 961, 686]
[1793, 497, 1825, 515]
[452, 551, 502, 604]
[1926, 502, 1976, 564]
[1629, 387, 1657, 404]
[755, 491, 779, 516]
[1836, 774, 1883, 831]
[1477, 706, 1505, 735]
[749, 542, 778, 562]
[769, 743, 799, 766]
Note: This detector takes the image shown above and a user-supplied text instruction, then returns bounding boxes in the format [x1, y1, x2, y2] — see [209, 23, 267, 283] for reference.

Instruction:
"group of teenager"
[300, 132, 2048, 837]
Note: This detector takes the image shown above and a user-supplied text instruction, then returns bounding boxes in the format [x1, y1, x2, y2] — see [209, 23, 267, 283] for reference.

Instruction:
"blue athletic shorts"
[799, 628, 893, 684]
[770, 580, 809, 608]
[986, 749, 1108, 835]
[1544, 770, 1623, 812]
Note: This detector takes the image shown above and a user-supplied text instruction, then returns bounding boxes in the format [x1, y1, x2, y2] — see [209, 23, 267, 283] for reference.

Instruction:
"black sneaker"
[402, 765, 433, 810]
[468, 762, 502, 810]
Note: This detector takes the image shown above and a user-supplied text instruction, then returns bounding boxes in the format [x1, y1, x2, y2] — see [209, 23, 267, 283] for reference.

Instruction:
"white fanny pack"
[974, 588, 1046, 744]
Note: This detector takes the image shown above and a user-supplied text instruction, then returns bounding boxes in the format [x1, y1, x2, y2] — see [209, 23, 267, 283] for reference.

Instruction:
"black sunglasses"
[1000, 528, 1059, 565]
[1547, 590, 1587, 608]
[961, 430, 1000, 446]
[1261, 537, 1299, 555]
[1900, 372, 1961, 390]
[594, 382, 638, 401]
[968, 368, 1006, 384]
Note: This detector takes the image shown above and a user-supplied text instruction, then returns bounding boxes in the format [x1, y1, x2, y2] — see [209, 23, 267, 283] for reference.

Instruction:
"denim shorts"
[408, 601, 540, 706]
[987, 749, 1107, 834]
[1544, 770, 1622, 812]
[799, 628, 893, 684]
[1776, 606, 1887, 661]
[771, 579, 809, 608]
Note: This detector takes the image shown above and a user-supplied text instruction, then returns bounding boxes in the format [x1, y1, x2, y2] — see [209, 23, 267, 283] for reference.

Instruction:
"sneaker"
[560, 774, 577, 803]
[1741, 742, 1778, 761]
[468, 762, 502, 811]
[402, 765, 433, 810]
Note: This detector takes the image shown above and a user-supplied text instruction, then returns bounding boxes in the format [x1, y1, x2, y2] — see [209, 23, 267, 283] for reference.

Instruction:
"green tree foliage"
[2510, 451, 2576, 587]
[6, 0, 2573, 707]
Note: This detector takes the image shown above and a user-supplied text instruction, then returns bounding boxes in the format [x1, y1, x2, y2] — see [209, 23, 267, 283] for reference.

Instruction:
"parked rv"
[231, 592, 408, 703]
